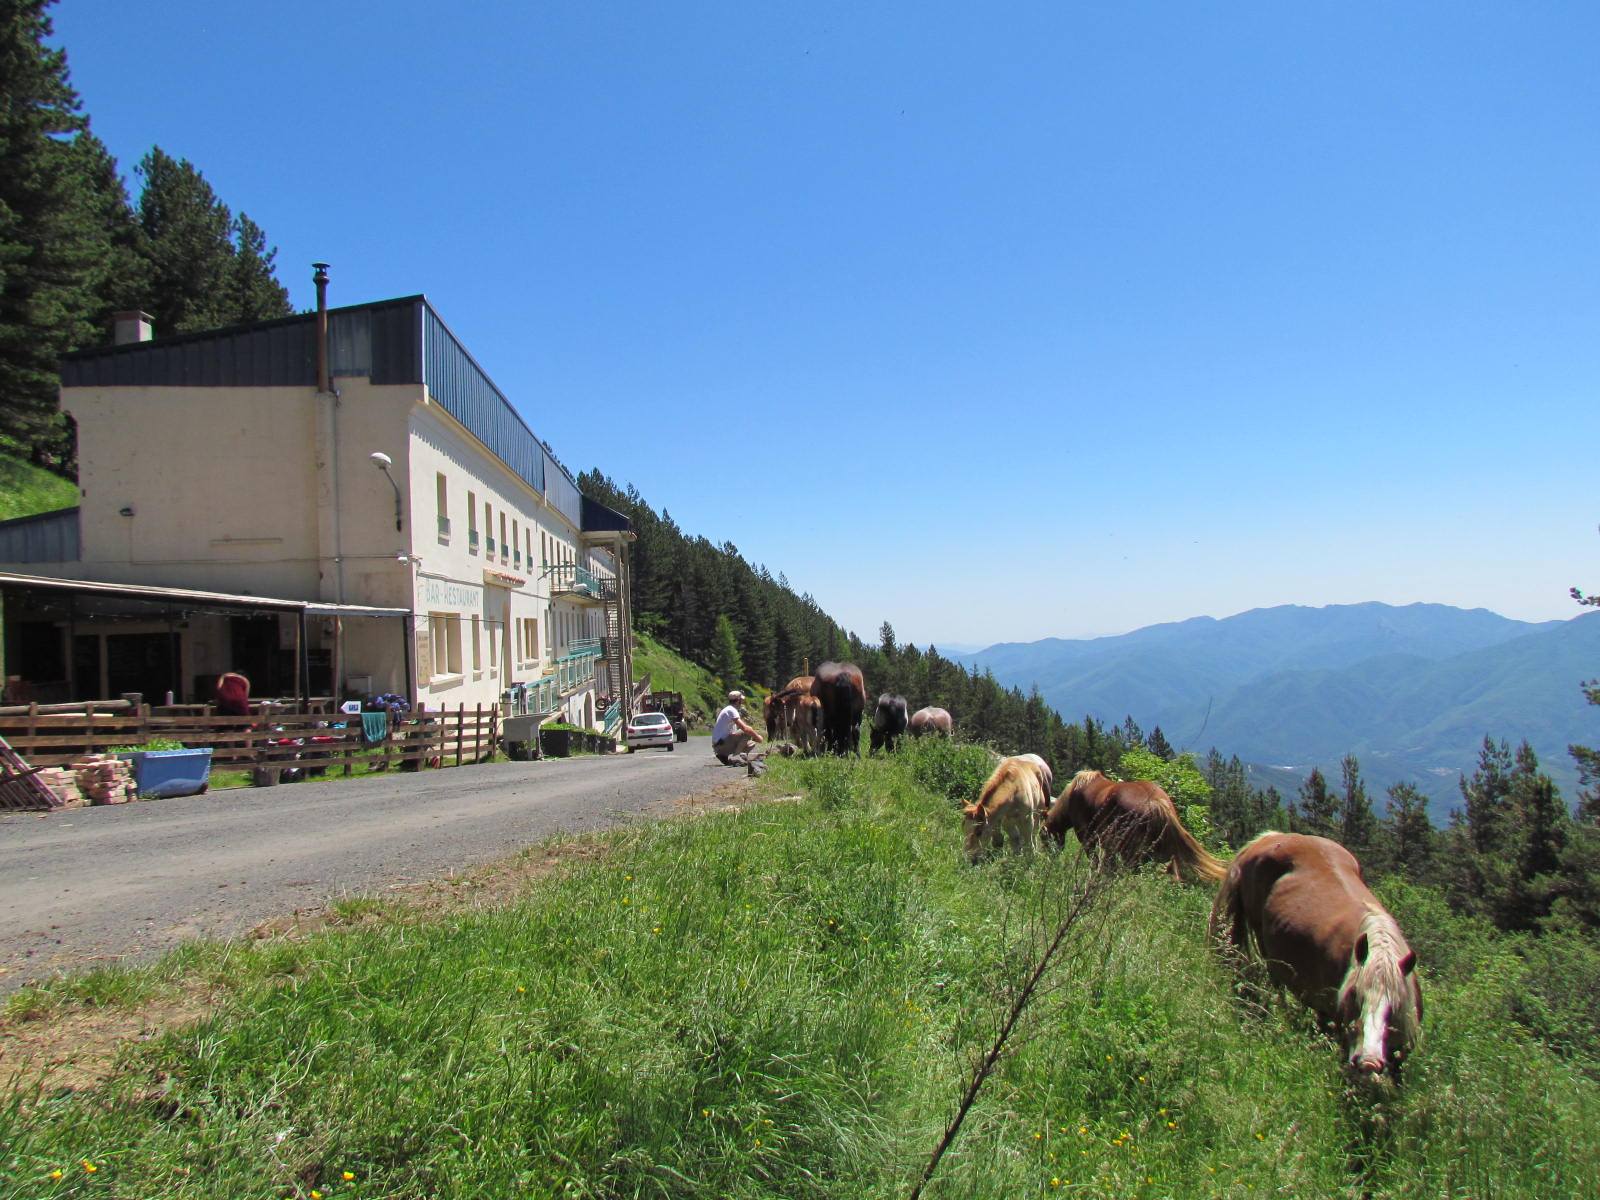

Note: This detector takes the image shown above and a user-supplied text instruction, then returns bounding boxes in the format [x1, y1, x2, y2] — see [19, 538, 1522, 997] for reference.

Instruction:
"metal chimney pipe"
[313, 262, 330, 393]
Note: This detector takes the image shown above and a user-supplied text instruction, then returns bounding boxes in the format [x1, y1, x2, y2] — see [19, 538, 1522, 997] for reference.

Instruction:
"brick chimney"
[112, 310, 154, 345]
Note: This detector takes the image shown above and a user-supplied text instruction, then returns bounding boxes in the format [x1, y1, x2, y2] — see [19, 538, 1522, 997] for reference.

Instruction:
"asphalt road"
[0, 741, 734, 992]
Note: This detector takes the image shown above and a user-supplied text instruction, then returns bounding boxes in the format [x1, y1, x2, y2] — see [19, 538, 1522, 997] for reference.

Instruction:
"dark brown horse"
[909, 706, 952, 737]
[810, 662, 866, 756]
[1041, 769, 1226, 883]
[1211, 831, 1422, 1080]
[870, 693, 909, 752]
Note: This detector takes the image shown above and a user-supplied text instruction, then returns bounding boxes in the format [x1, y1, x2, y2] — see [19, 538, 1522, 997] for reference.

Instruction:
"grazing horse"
[870, 694, 909, 753]
[765, 676, 817, 745]
[1016, 752, 1055, 803]
[810, 662, 867, 756]
[792, 695, 824, 755]
[962, 756, 1049, 862]
[909, 706, 953, 737]
[1042, 769, 1226, 883]
[1210, 831, 1423, 1080]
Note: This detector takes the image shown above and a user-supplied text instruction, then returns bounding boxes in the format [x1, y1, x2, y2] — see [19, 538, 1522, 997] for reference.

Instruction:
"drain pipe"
[314, 263, 347, 606]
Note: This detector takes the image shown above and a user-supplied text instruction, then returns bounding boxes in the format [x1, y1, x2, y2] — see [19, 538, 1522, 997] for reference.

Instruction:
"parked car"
[642, 691, 689, 741]
[626, 711, 675, 752]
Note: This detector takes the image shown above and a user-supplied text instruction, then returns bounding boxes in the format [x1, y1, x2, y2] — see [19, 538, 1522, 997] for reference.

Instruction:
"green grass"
[632, 631, 729, 729]
[2, 740, 1596, 1198]
[0, 453, 77, 522]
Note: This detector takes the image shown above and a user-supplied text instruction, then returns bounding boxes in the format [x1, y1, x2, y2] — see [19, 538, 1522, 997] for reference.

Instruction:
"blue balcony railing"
[548, 563, 612, 600]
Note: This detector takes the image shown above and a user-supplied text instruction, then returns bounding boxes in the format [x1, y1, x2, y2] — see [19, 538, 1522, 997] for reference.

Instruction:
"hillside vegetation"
[4, 741, 1595, 1198]
[632, 631, 728, 729]
[0, 453, 77, 522]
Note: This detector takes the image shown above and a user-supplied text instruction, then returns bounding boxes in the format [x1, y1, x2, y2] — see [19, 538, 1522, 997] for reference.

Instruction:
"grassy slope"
[2, 743, 1596, 1198]
[632, 631, 729, 729]
[0, 453, 77, 522]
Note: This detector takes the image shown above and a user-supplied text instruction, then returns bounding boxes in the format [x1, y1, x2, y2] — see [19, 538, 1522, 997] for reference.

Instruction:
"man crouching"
[712, 690, 764, 766]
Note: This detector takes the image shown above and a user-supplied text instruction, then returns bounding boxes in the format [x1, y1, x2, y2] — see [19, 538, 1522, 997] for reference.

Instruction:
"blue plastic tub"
[118, 748, 213, 799]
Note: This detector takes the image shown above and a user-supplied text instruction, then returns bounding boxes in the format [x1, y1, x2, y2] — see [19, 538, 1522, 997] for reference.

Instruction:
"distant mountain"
[966, 603, 1590, 818]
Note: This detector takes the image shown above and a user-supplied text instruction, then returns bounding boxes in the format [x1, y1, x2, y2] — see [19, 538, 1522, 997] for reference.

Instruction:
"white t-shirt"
[712, 704, 742, 743]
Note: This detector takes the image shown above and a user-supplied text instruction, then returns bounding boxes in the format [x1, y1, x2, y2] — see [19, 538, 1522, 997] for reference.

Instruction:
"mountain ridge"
[964, 602, 1590, 816]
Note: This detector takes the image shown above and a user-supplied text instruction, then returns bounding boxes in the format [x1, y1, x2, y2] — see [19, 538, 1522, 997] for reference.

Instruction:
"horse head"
[961, 802, 990, 862]
[1337, 920, 1422, 1081]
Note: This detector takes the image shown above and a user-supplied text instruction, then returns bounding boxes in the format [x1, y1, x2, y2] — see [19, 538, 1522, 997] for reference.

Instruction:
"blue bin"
[119, 748, 213, 799]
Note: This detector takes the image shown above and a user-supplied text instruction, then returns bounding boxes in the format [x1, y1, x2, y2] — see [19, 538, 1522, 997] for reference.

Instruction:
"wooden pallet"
[0, 732, 58, 812]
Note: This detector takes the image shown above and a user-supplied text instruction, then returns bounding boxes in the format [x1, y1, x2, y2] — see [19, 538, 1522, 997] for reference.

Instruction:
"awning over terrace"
[0, 571, 412, 708]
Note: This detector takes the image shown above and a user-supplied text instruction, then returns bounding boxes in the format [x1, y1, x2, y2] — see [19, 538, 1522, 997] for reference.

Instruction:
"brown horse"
[810, 662, 866, 756]
[909, 706, 953, 737]
[962, 755, 1049, 862]
[792, 695, 824, 755]
[1210, 831, 1422, 1080]
[1042, 769, 1226, 883]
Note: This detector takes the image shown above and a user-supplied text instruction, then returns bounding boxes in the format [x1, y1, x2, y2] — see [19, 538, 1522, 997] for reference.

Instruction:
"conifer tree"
[228, 213, 291, 322]
[136, 147, 237, 334]
[1146, 725, 1175, 761]
[707, 614, 744, 690]
[0, 0, 95, 458]
[1338, 754, 1378, 857]
[1379, 781, 1436, 882]
[1294, 768, 1338, 841]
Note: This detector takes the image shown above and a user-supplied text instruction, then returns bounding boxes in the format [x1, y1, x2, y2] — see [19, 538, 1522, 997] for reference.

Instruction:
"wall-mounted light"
[118, 505, 135, 518]
[370, 451, 402, 532]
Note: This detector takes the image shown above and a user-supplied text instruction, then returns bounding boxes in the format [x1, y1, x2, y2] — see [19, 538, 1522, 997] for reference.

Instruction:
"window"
[485, 502, 496, 556]
[499, 512, 508, 563]
[428, 612, 462, 679]
[467, 490, 479, 552]
[435, 473, 450, 540]
[471, 615, 482, 674]
[512, 519, 521, 569]
[488, 623, 498, 676]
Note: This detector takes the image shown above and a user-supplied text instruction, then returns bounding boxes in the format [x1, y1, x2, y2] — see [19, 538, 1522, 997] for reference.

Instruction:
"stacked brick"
[34, 767, 87, 809]
[40, 761, 138, 809]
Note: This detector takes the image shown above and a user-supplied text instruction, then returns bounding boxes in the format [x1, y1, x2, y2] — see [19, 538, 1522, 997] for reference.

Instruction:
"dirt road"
[0, 743, 738, 992]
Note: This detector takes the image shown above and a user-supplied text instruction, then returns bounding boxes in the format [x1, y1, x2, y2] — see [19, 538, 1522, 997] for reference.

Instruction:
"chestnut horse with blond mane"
[1210, 831, 1422, 1080]
[1041, 769, 1226, 883]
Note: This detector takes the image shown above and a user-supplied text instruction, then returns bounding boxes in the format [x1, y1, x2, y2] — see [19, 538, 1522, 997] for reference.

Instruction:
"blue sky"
[51, 1, 1600, 646]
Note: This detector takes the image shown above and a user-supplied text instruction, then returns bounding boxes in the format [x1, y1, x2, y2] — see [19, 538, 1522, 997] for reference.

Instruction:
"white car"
[625, 711, 675, 752]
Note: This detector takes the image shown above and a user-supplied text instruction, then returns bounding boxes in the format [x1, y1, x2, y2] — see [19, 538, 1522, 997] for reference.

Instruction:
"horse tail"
[1208, 856, 1247, 952]
[1171, 818, 1229, 884]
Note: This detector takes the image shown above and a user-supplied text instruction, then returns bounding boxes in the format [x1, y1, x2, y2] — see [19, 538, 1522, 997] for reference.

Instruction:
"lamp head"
[369, 451, 393, 469]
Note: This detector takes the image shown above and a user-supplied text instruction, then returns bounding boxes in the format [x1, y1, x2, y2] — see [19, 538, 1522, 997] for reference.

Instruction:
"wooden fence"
[0, 703, 501, 780]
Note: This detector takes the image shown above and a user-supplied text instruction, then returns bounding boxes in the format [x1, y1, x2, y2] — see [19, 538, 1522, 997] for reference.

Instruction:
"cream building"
[0, 290, 635, 731]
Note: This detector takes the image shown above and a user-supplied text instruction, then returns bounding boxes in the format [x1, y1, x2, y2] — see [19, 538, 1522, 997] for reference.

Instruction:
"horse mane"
[978, 758, 1044, 815]
[1068, 768, 1106, 794]
[1338, 908, 1421, 1048]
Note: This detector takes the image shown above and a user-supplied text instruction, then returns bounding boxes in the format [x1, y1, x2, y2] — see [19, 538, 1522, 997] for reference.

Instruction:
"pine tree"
[228, 212, 290, 322]
[1147, 726, 1175, 761]
[0, 0, 96, 460]
[1338, 754, 1378, 857]
[1379, 781, 1435, 882]
[136, 146, 237, 334]
[1295, 768, 1338, 841]
[707, 614, 744, 690]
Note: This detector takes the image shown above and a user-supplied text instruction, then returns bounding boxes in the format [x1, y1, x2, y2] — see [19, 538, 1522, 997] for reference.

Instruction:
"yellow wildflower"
[343, 1171, 356, 1181]
[81, 1161, 97, 1174]
[50, 1169, 62, 1179]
